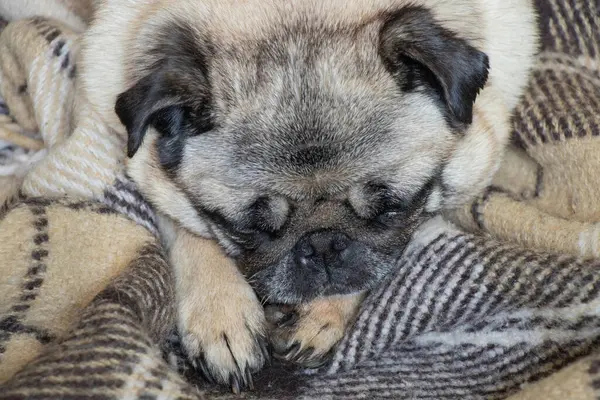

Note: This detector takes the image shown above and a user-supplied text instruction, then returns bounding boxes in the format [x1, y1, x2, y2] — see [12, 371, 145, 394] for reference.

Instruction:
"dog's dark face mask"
[115, 6, 489, 304]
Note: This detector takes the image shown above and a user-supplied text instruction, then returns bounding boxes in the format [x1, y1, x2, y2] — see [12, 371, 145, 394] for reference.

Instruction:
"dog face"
[115, 4, 490, 304]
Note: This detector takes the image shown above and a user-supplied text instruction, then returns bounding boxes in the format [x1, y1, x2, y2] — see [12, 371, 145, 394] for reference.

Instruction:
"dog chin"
[249, 249, 396, 305]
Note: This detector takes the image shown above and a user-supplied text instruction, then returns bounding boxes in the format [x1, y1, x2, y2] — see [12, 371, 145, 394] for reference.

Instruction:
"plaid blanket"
[0, 1, 599, 399]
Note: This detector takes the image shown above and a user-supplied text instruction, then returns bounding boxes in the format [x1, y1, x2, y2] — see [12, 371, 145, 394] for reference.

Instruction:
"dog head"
[115, 2, 492, 304]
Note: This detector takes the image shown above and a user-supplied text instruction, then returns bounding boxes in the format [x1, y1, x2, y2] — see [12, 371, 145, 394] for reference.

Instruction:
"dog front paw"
[266, 301, 347, 369]
[178, 282, 269, 393]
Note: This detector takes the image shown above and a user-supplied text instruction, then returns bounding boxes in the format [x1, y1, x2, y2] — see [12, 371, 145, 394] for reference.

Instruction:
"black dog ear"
[115, 71, 184, 158]
[115, 18, 214, 160]
[379, 7, 489, 125]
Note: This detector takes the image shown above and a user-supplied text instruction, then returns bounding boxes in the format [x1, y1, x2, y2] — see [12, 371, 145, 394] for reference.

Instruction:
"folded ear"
[379, 7, 489, 126]
[115, 18, 213, 159]
[115, 71, 182, 158]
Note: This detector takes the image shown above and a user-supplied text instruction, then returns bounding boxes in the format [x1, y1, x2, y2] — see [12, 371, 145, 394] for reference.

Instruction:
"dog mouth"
[247, 244, 397, 305]
[205, 211, 415, 304]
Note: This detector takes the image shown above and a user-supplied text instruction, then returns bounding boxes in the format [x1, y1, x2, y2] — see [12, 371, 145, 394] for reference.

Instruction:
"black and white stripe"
[295, 217, 600, 399]
[101, 175, 159, 237]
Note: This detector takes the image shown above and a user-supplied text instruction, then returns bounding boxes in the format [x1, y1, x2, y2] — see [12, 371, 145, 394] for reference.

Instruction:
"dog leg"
[266, 291, 365, 368]
[164, 220, 268, 392]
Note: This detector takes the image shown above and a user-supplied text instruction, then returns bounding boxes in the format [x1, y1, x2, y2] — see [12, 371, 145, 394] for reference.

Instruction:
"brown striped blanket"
[0, 0, 600, 399]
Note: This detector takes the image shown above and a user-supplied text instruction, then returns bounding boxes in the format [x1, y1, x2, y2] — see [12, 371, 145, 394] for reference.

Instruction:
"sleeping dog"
[78, 0, 538, 391]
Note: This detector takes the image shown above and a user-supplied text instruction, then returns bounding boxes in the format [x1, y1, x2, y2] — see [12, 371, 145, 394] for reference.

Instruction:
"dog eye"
[366, 183, 410, 213]
[246, 196, 289, 233]
[375, 207, 408, 225]
[381, 209, 404, 218]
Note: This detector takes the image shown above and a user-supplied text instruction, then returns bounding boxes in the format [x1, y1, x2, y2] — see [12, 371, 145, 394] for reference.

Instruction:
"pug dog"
[79, 0, 538, 391]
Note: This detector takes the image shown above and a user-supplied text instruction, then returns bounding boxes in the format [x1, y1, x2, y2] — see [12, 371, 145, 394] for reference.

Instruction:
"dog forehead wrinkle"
[220, 79, 442, 163]
[231, 127, 382, 174]
[209, 18, 393, 110]
[163, 4, 460, 212]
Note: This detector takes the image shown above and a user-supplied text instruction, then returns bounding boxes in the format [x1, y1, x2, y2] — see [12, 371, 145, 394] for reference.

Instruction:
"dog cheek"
[340, 245, 392, 285]
[208, 225, 244, 257]
[249, 259, 299, 304]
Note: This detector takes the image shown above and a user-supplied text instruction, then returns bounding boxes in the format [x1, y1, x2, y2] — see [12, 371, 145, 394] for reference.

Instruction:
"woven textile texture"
[0, 0, 599, 399]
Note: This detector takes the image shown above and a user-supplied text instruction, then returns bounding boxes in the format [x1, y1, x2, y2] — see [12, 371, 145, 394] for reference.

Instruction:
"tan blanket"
[0, 1, 599, 399]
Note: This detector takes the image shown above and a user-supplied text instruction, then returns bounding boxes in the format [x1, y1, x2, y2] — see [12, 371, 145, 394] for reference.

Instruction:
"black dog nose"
[293, 230, 351, 266]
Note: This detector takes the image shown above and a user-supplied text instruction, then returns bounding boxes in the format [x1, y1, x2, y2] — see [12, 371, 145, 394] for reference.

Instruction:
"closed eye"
[243, 196, 290, 235]
[355, 177, 437, 221]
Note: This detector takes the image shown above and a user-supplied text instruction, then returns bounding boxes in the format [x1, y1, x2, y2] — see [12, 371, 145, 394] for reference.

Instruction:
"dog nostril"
[297, 241, 315, 258]
[331, 233, 350, 252]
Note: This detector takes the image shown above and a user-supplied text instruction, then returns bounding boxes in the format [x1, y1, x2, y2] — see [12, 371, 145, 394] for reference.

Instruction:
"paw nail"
[304, 348, 336, 369]
[196, 353, 216, 384]
[295, 347, 315, 363]
[245, 366, 255, 390]
[284, 342, 301, 359]
[303, 357, 329, 369]
[259, 338, 271, 365]
[230, 374, 241, 395]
